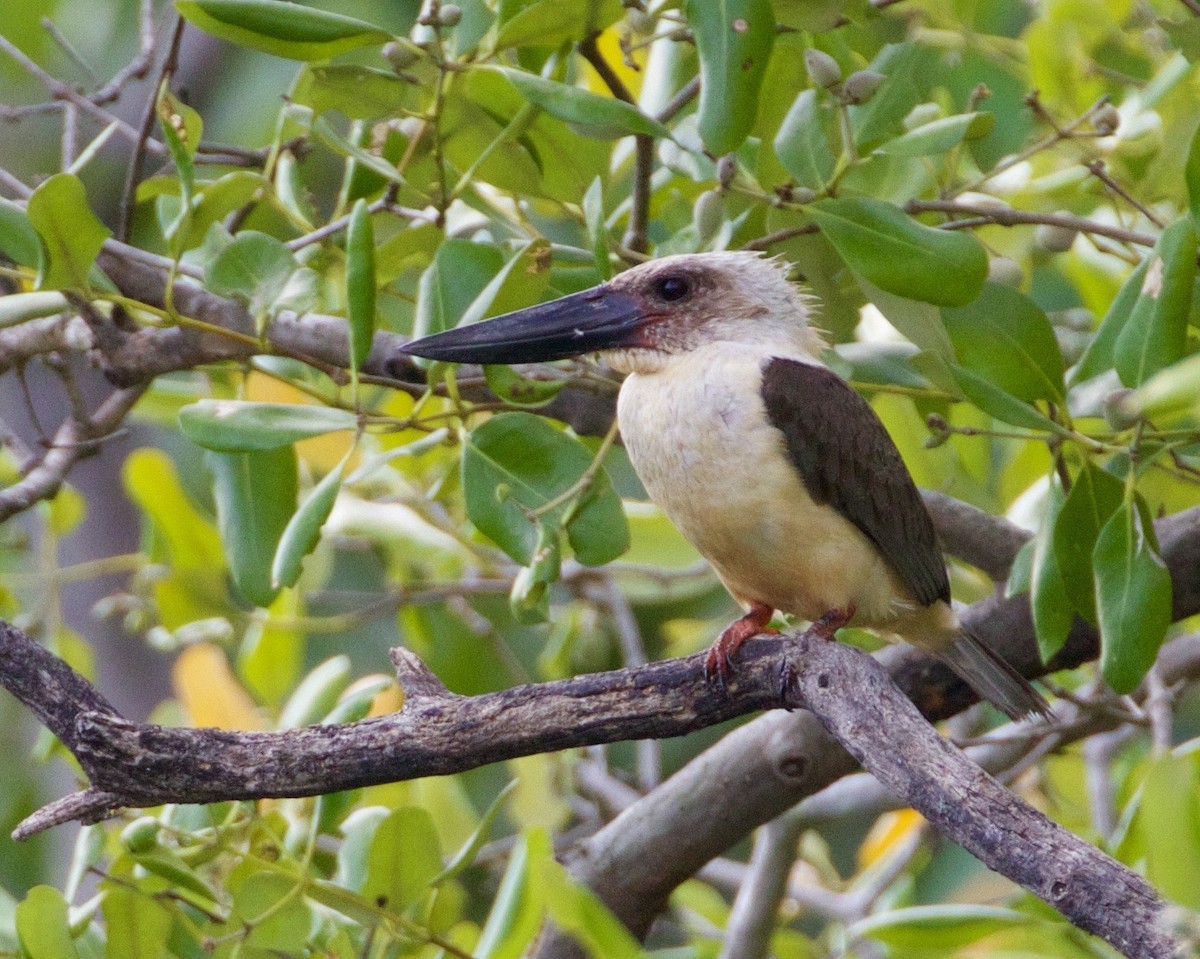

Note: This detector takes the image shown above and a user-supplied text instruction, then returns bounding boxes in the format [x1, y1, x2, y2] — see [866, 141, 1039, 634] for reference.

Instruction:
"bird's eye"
[656, 275, 692, 302]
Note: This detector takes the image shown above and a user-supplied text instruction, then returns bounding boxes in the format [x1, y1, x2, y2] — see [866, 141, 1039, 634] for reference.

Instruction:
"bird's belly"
[618, 361, 906, 626]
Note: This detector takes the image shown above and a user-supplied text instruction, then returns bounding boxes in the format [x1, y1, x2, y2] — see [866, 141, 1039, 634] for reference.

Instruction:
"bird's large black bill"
[400, 286, 646, 365]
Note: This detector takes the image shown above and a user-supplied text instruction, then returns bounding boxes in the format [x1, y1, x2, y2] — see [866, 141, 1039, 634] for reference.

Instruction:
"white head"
[401, 251, 824, 372]
[601, 252, 824, 373]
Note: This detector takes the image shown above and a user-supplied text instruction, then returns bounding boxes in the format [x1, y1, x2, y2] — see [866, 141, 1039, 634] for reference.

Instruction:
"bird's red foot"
[808, 604, 856, 641]
[704, 601, 778, 688]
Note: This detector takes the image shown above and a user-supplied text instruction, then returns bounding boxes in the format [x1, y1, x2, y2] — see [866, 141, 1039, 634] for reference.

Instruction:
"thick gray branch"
[537, 505, 1200, 954]
[791, 636, 1177, 958]
[4, 627, 796, 838]
[2, 622, 1183, 957]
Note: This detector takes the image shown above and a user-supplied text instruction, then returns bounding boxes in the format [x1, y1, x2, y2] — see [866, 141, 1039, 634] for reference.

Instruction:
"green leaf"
[156, 85, 202, 231]
[16, 886, 79, 959]
[1031, 478, 1073, 661]
[101, 883, 173, 959]
[950, 364, 1068, 434]
[685, 0, 776, 155]
[1121, 351, 1200, 423]
[485, 364, 566, 407]
[773, 89, 835, 190]
[0, 198, 41, 268]
[233, 872, 312, 951]
[1069, 258, 1149, 386]
[207, 446, 298, 608]
[509, 521, 562, 624]
[178, 171, 268, 251]
[582, 176, 612, 279]
[854, 905, 1037, 948]
[1053, 463, 1124, 626]
[1006, 536, 1034, 598]
[942, 282, 1065, 402]
[1094, 501, 1172, 694]
[493, 0, 622, 49]
[0, 291, 69, 329]
[857, 278, 955, 362]
[206, 230, 297, 323]
[849, 43, 934, 148]
[434, 780, 519, 885]
[334, 807, 391, 892]
[494, 68, 668, 139]
[534, 835, 642, 959]
[413, 240, 506, 339]
[26, 173, 111, 291]
[475, 832, 543, 959]
[279, 655, 352, 728]
[363, 807, 444, 911]
[1140, 754, 1200, 910]
[806, 198, 987, 307]
[175, 0, 390, 61]
[1186, 119, 1200, 229]
[1163, 17, 1200, 61]
[128, 848, 221, 905]
[458, 239, 553, 328]
[346, 199, 376, 377]
[294, 65, 411, 120]
[1114, 218, 1197, 387]
[179, 400, 358, 452]
[312, 116, 408, 187]
[272, 453, 347, 590]
[462, 413, 628, 567]
[875, 112, 992, 157]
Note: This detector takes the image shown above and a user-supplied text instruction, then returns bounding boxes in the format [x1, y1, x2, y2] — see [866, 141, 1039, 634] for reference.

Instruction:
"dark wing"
[761, 357, 950, 607]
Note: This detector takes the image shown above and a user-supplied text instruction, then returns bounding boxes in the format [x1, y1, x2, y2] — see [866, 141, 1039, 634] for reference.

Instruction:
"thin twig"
[1085, 160, 1165, 228]
[906, 198, 1155, 248]
[117, 12, 186, 242]
[579, 33, 653, 254]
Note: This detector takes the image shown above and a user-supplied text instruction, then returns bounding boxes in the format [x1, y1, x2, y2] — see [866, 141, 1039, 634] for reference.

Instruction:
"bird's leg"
[704, 601, 778, 687]
[779, 604, 856, 701]
[808, 604, 856, 641]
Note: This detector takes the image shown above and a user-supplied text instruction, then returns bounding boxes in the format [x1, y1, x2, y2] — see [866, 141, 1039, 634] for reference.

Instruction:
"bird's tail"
[937, 629, 1052, 721]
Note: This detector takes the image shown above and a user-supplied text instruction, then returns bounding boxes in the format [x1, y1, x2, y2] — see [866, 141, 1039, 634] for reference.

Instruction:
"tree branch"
[790, 637, 1177, 959]
[534, 505, 1200, 955]
[0, 384, 146, 524]
[3, 627, 800, 839]
[906, 198, 1156, 249]
[3, 619, 1184, 956]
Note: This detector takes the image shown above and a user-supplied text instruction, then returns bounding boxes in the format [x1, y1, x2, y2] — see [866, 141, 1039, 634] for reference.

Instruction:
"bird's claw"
[809, 605, 855, 641]
[703, 601, 778, 692]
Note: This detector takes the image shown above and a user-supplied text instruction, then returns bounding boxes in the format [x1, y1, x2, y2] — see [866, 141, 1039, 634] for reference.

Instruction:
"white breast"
[616, 345, 916, 628]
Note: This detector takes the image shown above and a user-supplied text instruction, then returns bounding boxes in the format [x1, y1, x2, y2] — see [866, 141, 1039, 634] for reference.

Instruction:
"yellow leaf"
[367, 682, 404, 716]
[245, 373, 358, 473]
[123, 448, 224, 570]
[858, 808, 924, 868]
[582, 28, 644, 98]
[173, 643, 264, 730]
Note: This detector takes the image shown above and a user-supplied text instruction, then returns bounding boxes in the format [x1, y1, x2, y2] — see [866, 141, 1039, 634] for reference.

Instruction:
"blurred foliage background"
[2, 0, 1200, 956]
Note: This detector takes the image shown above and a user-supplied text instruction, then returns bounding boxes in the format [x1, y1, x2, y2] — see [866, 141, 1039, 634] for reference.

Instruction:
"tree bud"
[693, 190, 724, 244]
[121, 817, 161, 854]
[842, 70, 885, 105]
[438, 4, 461, 26]
[1034, 220, 1077, 253]
[805, 48, 842, 89]
[716, 153, 737, 189]
[1093, 104, 1120, 135]
[383, 41, 419, 69]
[987, 256, 1023, 286]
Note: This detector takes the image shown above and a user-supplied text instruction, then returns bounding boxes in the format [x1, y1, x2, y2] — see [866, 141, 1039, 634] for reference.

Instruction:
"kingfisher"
[401, 252, 1049, 720]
